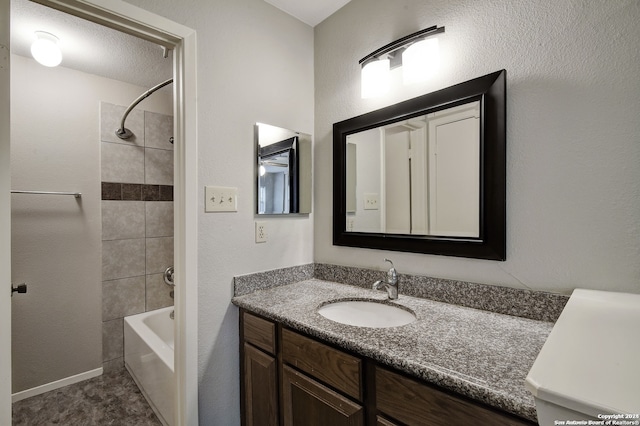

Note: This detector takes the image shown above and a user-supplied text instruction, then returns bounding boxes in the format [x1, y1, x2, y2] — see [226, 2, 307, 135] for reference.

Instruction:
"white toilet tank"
[526, 289, 640, 425]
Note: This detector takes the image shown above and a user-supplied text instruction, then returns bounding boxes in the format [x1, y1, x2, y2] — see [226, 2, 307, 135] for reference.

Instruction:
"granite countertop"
[232, 278, 554, 422]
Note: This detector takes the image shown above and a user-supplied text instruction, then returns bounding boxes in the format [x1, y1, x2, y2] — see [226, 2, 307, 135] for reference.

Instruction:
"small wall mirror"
[333, 70, 506, 260]
[256, 123, 312, 215]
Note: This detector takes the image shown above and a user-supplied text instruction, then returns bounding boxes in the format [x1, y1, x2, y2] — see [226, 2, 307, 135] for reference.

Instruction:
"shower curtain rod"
[115, 78, 173, 140]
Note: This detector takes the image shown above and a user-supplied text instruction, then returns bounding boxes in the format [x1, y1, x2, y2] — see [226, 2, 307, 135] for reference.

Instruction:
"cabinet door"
[282, 365, 364, 426]
[243, 343, 278, 426]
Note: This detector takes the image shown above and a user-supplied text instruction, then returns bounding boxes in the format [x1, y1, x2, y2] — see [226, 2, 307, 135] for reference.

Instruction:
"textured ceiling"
[9, 0, 349, 89]
[10, 0, 173, 89]
[263, 0, 351, 27]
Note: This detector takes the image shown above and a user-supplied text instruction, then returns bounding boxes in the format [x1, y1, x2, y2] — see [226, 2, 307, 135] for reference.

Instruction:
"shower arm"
[115, 78, 173, 139]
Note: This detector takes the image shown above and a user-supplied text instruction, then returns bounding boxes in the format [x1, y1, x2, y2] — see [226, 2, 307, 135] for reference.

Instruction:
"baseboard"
[12, 367, 103, 403]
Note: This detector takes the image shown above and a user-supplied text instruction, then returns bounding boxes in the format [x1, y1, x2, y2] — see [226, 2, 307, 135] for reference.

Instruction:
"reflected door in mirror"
[345, 101, 480, 237]
[427, 102, 479, 237]
[256, 123, 312, 215]
[259, 140, 295, 214]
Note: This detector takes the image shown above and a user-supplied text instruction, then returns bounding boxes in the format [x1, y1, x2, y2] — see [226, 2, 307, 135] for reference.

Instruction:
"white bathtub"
[124, 306, 174, 426]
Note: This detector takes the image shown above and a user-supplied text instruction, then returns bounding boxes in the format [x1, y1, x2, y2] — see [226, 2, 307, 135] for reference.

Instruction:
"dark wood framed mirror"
[333, 70, 506, 260]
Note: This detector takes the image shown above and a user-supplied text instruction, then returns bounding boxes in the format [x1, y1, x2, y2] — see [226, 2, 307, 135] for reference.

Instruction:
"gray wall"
[10, 55, 103, 392]
[100, 102, 174, 371]
[122, 0, 315, 424]
[314, 0, 640, 295]
[10, 53, 173, 393]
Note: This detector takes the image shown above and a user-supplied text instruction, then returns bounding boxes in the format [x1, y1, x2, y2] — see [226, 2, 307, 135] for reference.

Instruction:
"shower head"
[115, 78, 173, 140]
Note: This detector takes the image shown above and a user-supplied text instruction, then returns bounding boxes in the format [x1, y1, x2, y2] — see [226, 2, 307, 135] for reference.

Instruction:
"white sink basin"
[318, 300, 416, 328]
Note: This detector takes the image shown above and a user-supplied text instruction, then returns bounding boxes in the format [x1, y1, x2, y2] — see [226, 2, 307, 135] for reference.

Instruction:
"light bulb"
[361, 58, 390, 99]
[31, 31, 62, 67]
[402, 37, 439, 85]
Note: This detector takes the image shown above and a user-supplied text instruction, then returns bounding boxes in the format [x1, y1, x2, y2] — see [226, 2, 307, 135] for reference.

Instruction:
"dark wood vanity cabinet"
[240, 309, 535, 426]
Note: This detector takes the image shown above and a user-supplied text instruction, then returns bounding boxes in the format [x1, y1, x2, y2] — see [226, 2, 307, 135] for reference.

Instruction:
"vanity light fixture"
[361, 58, 391, 99]
[31, 31, 62, 67]
[360, 25, 444, 98]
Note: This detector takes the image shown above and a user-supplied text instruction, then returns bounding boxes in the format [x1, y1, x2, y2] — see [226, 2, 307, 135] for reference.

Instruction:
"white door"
[428, 101, 480, 237]
[409, 125, 428, 235]
[382, 119, 428, 235]
[384, 129, 411, 234]
[1, 0, 13, 422]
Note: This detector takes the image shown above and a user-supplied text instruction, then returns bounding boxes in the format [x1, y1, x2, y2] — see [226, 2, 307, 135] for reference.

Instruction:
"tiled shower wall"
[100, 102, 174, 371]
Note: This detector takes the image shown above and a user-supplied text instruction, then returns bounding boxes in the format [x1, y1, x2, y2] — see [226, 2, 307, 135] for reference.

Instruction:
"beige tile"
[102, 276, 145, 321]
[102, 201, 145, 241]
[100, 102, 144, 145]
[102, 318, 123, 362]
[145, 111, 173, 150]
[145, 237, 173, 274]
[146, 273, 174, 311]
[101, 142, 145, 183]
[145, 201, 173, 238]
[144, 148, 173, 185]
[102, 239, 145, 281]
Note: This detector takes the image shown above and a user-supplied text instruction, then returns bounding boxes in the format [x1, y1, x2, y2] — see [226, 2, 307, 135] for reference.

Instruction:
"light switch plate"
[363, 193, 379, 210]
[205, 186, 238, 212]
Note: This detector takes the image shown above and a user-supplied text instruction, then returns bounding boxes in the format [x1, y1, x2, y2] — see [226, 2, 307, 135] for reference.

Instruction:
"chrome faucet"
[373, 258, 398, 300]
[165, 266, 175, 320]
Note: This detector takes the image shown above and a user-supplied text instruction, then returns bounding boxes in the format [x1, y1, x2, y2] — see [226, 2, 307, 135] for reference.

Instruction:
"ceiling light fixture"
[31, 31, 62, 67]
[360, 26, 444, 98]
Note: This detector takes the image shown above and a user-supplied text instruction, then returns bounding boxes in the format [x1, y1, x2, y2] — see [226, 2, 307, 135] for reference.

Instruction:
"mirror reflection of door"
[346, 100, 480, 237]
[255, 123, 312, 215]
[258, 150, 292, 214]
[427, 102, 480, 237]
[383, 118, 427, 234]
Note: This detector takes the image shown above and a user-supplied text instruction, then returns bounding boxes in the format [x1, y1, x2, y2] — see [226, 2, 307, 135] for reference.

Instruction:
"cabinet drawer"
[243, 311, 276, 355]
[376, 367, 533, 426]
[282, 328, 362, 401]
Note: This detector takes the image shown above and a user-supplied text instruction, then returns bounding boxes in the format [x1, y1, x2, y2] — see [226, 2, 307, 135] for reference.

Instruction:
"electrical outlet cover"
[255, 221, 267, 243]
